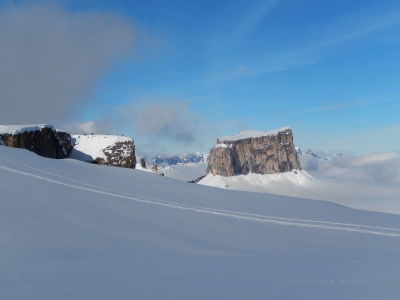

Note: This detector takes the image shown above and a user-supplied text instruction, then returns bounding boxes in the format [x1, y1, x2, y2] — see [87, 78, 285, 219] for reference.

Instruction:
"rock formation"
[140, 158, 146, 168]
[206, 127, 301, 176]
[0, 125, 137, 169]
[55, 130, 74, 157]
[0, 125, 68, 159]
[94, 141, 136, 168]
[69, 135, 136, 169]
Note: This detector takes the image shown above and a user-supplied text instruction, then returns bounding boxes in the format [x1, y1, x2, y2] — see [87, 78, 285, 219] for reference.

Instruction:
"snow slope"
[199, 169, 314, 188]
[161, 163, 208, 181]
[1, 146, 400, 299]
[69, 134, 133, 162]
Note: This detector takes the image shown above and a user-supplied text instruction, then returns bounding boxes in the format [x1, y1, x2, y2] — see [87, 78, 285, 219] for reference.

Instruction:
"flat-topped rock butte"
[206, 127, 301, 176]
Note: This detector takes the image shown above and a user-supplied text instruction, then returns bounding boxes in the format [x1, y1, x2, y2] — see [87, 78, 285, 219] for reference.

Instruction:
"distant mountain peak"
[151, 152, 209, 166]
[297, 148, 345, 160]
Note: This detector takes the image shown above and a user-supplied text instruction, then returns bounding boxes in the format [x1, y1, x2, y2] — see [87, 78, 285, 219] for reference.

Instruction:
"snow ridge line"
[1, 164, 400, 237]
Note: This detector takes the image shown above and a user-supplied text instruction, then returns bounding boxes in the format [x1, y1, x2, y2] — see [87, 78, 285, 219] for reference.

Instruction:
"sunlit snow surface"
[1, 146, 400, 299]
[199, 169, 314, 188]
[218, 126, 291, 142]
[161, 163, 208, 181]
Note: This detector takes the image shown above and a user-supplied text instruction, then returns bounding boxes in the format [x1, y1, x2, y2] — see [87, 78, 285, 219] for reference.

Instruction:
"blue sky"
[2, 0, 400, 155]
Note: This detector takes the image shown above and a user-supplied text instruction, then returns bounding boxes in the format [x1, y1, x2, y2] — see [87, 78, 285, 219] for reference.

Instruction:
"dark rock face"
[0, 127, 68, 159]
[188, 175, 206, 183]
[56, 131, 73, 157]
[206, 128, 301, 176]
[94, 141, 136, 168]
[140, 158, 146, 168]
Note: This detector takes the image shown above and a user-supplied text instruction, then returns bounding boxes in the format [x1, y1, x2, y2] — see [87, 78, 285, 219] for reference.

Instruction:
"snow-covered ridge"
[152, 152, 209, 165]
[0, 124, 55, 135]
[215, 144, 229, 148]
[218, 126, 291, 142]
[70, 134, 133, 162]
[297, 147, 346, 161]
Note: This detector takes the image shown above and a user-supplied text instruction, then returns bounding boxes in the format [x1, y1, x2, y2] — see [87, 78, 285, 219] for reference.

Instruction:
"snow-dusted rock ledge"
[69, 134, 136, 168]
[0, 124, 70, 159]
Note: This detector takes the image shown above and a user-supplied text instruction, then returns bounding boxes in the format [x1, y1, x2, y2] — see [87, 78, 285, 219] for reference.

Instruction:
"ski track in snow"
[1, 161, 400, 238]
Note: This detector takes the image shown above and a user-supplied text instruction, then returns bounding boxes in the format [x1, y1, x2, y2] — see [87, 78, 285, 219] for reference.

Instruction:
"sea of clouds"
[261, 152, 400, 214]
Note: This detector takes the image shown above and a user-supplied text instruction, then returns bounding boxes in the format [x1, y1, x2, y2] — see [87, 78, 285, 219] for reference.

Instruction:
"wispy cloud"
[185, 94, 220, 103]
[209, 53, 324, 85]
[322, 10, 400, 47]
[303, 99, 391, 112]
[211, 64, 252, 84]
[235, 0, 282, 37]
[214, 5, 400, 83]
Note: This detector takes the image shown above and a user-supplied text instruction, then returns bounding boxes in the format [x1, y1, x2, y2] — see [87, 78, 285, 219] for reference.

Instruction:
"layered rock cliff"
[55, 130, 74, 157]
[0, 125, 68, 159]
[206, 127, 301, 176]
[69, 135, 136, 168]
[0, 125, 136, 169]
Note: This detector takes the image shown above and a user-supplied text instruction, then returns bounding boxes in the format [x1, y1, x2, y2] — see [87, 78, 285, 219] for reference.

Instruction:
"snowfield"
[1, 146, 400, 299]
[161, 163, 208, 181]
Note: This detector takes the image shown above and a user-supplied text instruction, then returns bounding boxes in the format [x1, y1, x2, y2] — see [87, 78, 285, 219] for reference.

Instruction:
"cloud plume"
[0, 3, 136, 124]
[135, 102, 195, 143]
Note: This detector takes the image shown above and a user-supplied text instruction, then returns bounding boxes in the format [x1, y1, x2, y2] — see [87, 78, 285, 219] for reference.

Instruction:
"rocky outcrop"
[70, 135, 136, 169]
[188, 175, 206, 183]
[0, 125, 68, 159]
[0, 125, 137, 169]
[94, 141, 136, 168]
[206, 127, 301, 176]
[55, 130, 73, 157]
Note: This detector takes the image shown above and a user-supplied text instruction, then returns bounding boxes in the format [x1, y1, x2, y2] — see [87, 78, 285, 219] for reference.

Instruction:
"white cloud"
[303, 152, 400, 184]
[62, 121, 111, 135]
[294, 153, 400, 214]
[303, 99, 391, 112]
[0, 2, 136, 124]
[135, 102, 196, 143]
